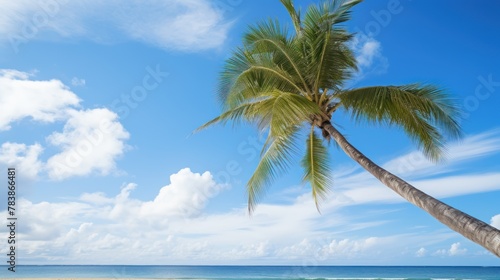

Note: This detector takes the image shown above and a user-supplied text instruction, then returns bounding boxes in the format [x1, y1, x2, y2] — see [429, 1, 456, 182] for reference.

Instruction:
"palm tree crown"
[201, 0, 460, 211]
[198, 0, 500, 257]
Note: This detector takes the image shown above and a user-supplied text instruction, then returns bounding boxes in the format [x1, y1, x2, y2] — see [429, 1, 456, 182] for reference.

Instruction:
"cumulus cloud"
[416, 247, 427, 257]
[45, 108, 129, 180]
[0, 142, 43, 179]
[102, 168, 227, 227]
[1, 0, 236, 52]
[139, 168, 226, 219]
[449, 242, 467, 256]
[0, 69, 80, 130]
[0, 169, 229, 263]
[0, 69, 129, 180]
[356, 39, 381, 68]
[18, 199, 96, 242]
[434, 242, 467, 256]
[350, 35, 388, 81]
[0, 166, 490, 264]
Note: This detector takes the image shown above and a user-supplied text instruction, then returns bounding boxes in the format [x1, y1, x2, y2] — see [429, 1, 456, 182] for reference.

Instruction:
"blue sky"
[0, 0, 499, 266]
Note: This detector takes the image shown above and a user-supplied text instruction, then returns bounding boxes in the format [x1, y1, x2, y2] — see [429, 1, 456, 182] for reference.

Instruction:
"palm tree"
[199, 0, 500, 257]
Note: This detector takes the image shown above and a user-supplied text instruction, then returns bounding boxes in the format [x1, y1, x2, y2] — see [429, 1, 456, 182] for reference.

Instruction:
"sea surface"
[0, 265, 499, 279]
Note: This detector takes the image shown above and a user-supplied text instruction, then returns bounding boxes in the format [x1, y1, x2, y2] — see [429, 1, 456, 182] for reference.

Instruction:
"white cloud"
[102, 168, 226, 227]
[272, 233, 452, 265]
[45, 108, 129, 180]
[16, 199, 96, 242]
[491, 214, 500, 229]
[0, 142, 43, 179]
[320, 237, 383, 258]
[329, 128, 500, 206]
[1, 0, 235, 52]
[71, 77, 85, 87]
[1, 117, 499, 264]
[0, 169, 230, 263]
[350, 35, 388, 81]
[0, 69, 80, 130]
[434, 242, 467, 256]
[416, 247, 427, 257]
[356, 39, 381, 68]
[449, 242, 467, 256]
[432, 242, 467, 257]
[139, 168, 226, 219]
[336, 173, 500, 206]
[0, 166, 493, 264]
[383, 129, 500, 178]
[79, 192, 114, 205]
[0, 68, 130, 180]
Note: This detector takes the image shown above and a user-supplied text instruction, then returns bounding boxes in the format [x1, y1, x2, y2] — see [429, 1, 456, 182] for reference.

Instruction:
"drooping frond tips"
[247, 126, 301, 215]
[338, 84, 463, 162]
[301, 126, 333, 213]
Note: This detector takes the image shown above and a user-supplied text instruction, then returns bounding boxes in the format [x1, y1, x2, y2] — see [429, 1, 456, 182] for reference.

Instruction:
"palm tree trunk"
[322, 121, 500, 257]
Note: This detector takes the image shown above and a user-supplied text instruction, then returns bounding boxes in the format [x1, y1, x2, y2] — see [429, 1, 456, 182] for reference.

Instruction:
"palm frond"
[219, 46, 309, 110]
[205, 0, 465, 216]
[247, 126, 300, 213]
[195, 96, 270, 133]
[301, 1, 359, 93]
[265, 91, 322, 135]
[243, 19, 311, 96]
[338, 85, 462, 161]
[302, 0, 362, 33]
[197, 90, 321, 134]
[279, 0, 302, 35]
[302, 127, 333, 210]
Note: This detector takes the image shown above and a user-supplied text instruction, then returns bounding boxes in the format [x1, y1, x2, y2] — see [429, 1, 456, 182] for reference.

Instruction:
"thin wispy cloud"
[71, 77, 86, 87]
[1, 0, 236, 52]
[383, 129, 500, 179]
[324, 128, 500, 207]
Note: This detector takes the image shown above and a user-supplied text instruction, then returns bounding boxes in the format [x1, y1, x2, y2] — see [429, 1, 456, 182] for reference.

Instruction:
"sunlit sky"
[0, 0, 499, 265]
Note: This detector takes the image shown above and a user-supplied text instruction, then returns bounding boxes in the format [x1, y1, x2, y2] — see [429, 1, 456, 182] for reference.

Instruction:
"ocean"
[0, 265, 499, 279]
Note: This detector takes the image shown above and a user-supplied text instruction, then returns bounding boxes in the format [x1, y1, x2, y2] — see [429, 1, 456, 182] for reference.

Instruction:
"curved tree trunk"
[322, 121, 500, 257]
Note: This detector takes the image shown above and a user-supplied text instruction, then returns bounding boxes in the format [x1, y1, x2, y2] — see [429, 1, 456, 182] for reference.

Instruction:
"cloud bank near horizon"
[1, 127, 499, 264]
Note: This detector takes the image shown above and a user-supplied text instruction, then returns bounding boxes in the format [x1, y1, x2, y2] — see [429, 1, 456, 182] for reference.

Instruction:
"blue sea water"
[0, 265, 499, 279]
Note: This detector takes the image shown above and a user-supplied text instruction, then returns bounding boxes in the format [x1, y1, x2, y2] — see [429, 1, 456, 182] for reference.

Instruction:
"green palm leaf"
[338, 84, 462, 161]
[302, 127, 333, 210]
[220, 49, 307, 110]
[201, 0, 463, 217]
[194, 0, 500, 261]
[302, 1, 359, 95]
[247, 126, 300, 213]
[279, 0, 302, 35]
[198, 90, 321, 134]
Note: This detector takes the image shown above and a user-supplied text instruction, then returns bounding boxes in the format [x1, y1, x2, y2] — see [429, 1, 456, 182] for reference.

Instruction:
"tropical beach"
[0, 0, 499, 277]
